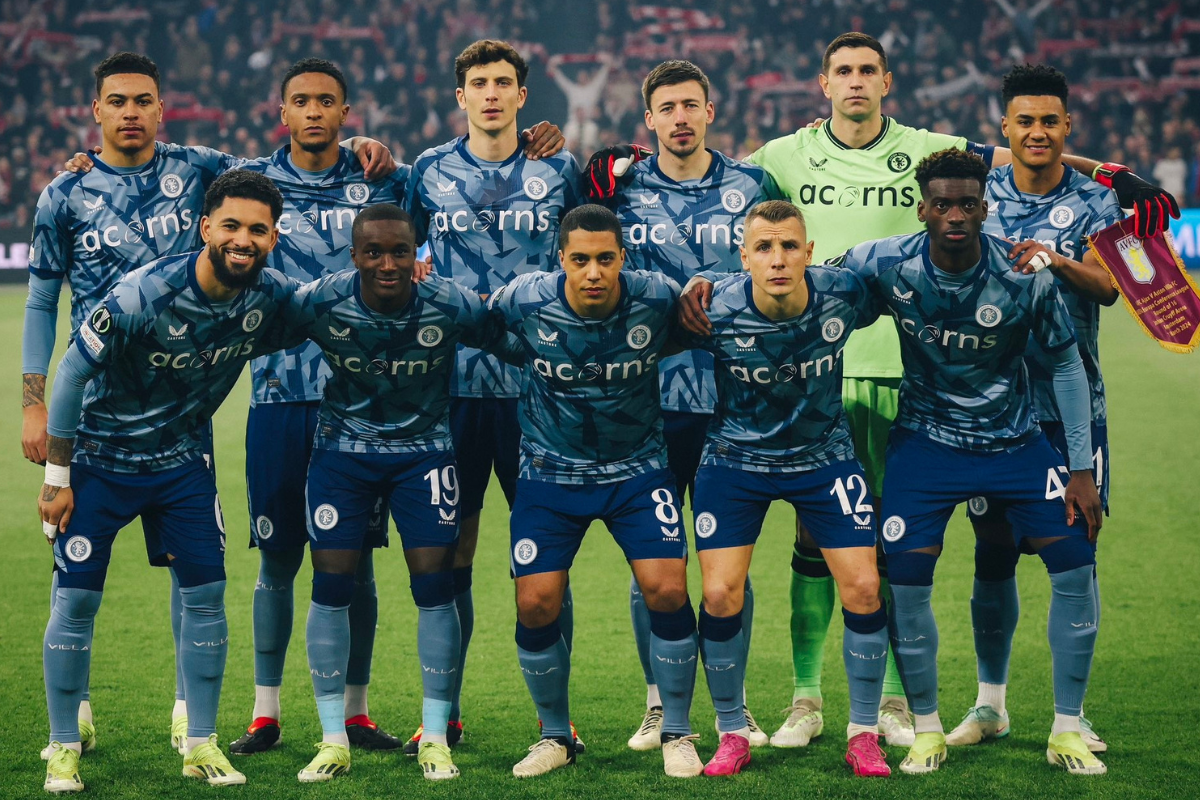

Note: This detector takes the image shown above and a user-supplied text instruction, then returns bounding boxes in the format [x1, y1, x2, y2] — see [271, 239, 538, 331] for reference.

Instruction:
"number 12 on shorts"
[830, 474, 873, 525]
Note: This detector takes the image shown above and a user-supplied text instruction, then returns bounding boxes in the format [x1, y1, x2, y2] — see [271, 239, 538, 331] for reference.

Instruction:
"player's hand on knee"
[1008, 240, 1059, 274]
[521, 121, 565, 160]
[63, 148, 99, 174]
[38, 485, 75, 543]
[678, 277, 714, 335]
[1064, 470, 1102, 542]
[22, 404, 48, 465]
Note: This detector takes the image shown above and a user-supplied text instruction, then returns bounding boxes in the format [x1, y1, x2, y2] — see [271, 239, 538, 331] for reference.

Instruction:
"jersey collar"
[822, 116, 892, 151]
[921, 233, 989, 294]
[556, 270, 628, 322]
[1004, 163, 1076, 203]
[89, 141, 162, 175]
[456, 135, 523, 169]
[647, 149, 720, 186]
[744, 270, 815, 325]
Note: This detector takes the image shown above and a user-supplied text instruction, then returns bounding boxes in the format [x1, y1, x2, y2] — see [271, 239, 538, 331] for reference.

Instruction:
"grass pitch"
[1, 284, 1197, 799]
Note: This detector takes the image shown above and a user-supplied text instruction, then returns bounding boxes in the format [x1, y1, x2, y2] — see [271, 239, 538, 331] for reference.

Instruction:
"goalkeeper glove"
[1093, 163, 1181, 239]
[585, 144, 652, 200]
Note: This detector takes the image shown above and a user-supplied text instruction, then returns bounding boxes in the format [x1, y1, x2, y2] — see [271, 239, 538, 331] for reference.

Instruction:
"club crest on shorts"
[695, 512, 718, 539]
[256, 515, 274, 540]
[968, 496, 989, 516]
[882, 515, 906, 542]
[822, 317, 845, 342]
[523, 176, 549, 200]
[721, 189, 746, 213]
[160, 173, 184, 198]
[419, 325, 444, 346]
[345, 183, 370, 205]
[627, 324, 651, 350]
[975, 304, 1002, 328]
[64, 535, 92, 563]
[242, 309, 263, 332]
[513, 538, 538, 566]
[314, 504, 339, 530]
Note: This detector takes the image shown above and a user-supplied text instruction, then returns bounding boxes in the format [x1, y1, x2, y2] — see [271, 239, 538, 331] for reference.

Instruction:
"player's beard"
[208, 243, 267, 289]
[297, 134, 337, 154]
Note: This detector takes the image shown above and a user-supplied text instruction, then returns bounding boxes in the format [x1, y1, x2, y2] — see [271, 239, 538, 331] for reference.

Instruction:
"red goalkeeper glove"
[1093, 162, 1181, 239]
[584, 144, 652, 200]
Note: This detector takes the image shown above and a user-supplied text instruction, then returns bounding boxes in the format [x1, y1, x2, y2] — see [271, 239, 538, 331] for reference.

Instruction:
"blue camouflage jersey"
[677, 269, 879, 471]
[407, 137, 583, 399]
[488, 269, 680, 483]
[838, 232, 1078, 453]
[27, 143, 240, 369]
[239, 146, 411, 405]
[47, 251, 298, 473]
[984, 165, 1123, 423]
[607, 151, 779, 414]
[278, 271, 504, 454]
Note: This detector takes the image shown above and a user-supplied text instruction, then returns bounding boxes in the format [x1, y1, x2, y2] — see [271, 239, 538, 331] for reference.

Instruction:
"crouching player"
[676, 200, 893, 777]
[275, 204, 515, 782]
[488, 205, 703, 779]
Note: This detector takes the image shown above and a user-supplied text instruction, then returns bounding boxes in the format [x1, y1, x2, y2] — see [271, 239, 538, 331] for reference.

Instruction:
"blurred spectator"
[1154, 147, 1188, 209]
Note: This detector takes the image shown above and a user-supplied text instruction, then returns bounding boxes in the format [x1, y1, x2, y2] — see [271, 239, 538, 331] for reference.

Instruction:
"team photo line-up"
[25, 30, 1178, 792]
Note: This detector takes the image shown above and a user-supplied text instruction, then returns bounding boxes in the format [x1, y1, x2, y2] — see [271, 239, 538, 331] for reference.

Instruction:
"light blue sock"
[307, 601, 351, 737]
[699, 607, 745, 732]
[516, 621, 571, 740]
[630, 576, 655, 686]
[170, 569, 185, 701]
[972, 577, 1019, 685]
[742, 578, 754, 667]
[450, 567, 473, 723]
[417, 601, 460, 737]
[1048, 565, 1098, 716]
[44, 587, 102, 743]
[179, 580, 228, 738]
[648, 603, 698, 737]
[50, 571, 91, 703]
[346, 551, 378, 687]
[888, 584, 939, 715]
[560, 583, 575, 654]
[843, 607, 890, 726]
[252, 548, 304, 687]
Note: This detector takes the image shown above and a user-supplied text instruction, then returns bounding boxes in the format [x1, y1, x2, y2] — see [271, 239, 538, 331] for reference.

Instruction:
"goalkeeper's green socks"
[790, 546, 834, 699]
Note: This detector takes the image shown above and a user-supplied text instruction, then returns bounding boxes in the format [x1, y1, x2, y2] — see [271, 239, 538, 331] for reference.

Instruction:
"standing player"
[403, 39, 583, 752]
[677, 201, 892, 777]
[273, 205, 516, 782]
[598, 60, 779, 750]
[489, 205, 702, 779]
[38, 171, 293, 792]
[947, 65, 1122, 753]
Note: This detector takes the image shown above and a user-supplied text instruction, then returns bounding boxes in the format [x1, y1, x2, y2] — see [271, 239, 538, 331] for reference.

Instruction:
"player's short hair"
[94, 52, 160, 97]
[280, 58, 348, 103]
[1002, 64, 1069, 109]
[352, 203, 414, 246]
[822, 32, 888, 74]
[455, 40, 529, 89]
[641, 60, 710, 111]
[559, 204, 624, 252]
[203, 170, 284, 221]
[744, 200, 806, 231]
[914, 149, 990, 196]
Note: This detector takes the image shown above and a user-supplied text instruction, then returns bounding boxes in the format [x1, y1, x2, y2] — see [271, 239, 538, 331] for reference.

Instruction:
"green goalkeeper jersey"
[747, 117, 971, 378]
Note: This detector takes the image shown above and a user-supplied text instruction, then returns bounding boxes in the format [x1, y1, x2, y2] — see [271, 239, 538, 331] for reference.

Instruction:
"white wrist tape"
[44, 463, 70, 488]
[1029, 251, 1052, 272]
[43, 520, 59, 541]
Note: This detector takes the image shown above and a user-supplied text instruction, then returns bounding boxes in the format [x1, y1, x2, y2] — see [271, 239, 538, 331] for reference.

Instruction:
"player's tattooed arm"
[22, 373, 48, 465]
[39, 434, 76, 540]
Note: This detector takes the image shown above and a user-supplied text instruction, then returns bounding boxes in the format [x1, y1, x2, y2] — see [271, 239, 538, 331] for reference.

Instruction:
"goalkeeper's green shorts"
[842, 377, 901, 499]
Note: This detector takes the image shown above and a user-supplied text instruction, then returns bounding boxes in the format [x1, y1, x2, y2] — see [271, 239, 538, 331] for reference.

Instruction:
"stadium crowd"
[2, 0, 1199, 229]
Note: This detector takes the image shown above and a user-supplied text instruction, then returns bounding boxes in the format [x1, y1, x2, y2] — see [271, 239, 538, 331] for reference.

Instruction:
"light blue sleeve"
[22, 273, 62, 375]
[46, 345, 101, 439]
[1047, 344, 1093, 470]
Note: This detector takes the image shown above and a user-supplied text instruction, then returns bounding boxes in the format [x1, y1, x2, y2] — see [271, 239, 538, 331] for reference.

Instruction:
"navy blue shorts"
[692, 461, 876, 551]
[509, 469, 687, 577]
[143, 421, 216, 567]
[305, 449, 460, 551]
[662, 410, 711, 504]
[449, 396, 520, 518]
[247, 402, 387, 550]
[54, 459, 226, 591]
[881, 428, 1087, 554]
[967, 421, 1110, 523]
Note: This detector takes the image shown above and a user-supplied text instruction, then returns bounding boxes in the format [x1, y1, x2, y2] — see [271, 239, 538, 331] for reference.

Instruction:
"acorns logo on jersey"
[793, 183, 917, 209]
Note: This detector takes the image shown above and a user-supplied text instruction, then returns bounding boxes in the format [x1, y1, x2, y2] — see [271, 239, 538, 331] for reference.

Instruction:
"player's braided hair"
[642, 60, 710, 111]
[455, 40, 529, 88]
[914, 149, 989, 195]
[744, 200, 805, 229]
[203, 170, 284, 221]
[559, 204, 623, 252]
[280, 58, 349, 102]
[352, 203, 414, 246]
[94, 52, 159, 96]
[1002, 64, 1069, 109]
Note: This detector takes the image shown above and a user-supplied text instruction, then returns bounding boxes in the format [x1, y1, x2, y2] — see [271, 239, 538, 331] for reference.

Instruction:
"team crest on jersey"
[64, 535, 92, 563]
[887, 152, 911, 173]
[975, 304, 1002, 328]
[721, 189, 747, 213]
[314, 504, 339, 530]
[968, 497, 989, 516]
[255, 515, 274, 540]
[627, 324, 652, 350]
[419, 325, 444, 346]
[695, 512, 718, 539]
[243, 309, 263, 332]
[513, 537, 538, 566]
[1049, 205, 1076, 229]
[822, 317, 845, 342]
[1115, 234, 1155, 284]
[735, 336, 756, 351]
[808, 157, 827, 171]
[523, 176, 549, 200]
[89, 307, 113, 335]
[160, 173, 184, 198]
[345, 183, 370, 205]
[882, 515, 906, 542]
